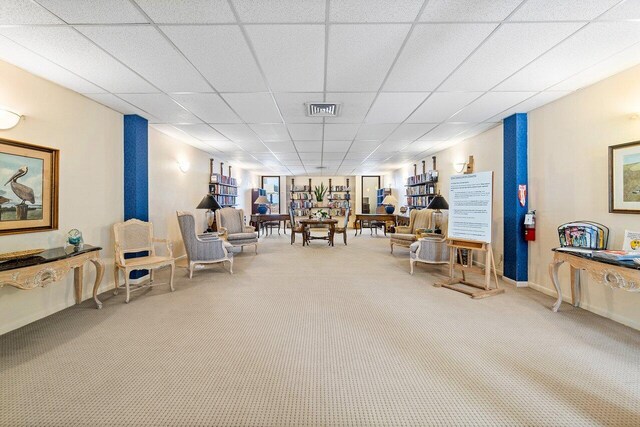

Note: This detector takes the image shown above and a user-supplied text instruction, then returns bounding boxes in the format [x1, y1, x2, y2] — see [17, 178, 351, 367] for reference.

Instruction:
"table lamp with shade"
[197, 194, 222, 232]
[254, 195, 270, 214]
[382, 195, 398, 214]
[426, 193, 449, 234]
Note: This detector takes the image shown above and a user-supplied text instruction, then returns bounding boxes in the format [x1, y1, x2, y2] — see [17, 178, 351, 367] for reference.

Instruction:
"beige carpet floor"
[1, 233, 639, 426]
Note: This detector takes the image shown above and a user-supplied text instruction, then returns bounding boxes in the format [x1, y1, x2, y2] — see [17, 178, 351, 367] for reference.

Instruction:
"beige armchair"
[409, 213, 449, 274]
[389, 208, 432, 253]
[113, 219, 175, 304]
[215, 207, 259, 253]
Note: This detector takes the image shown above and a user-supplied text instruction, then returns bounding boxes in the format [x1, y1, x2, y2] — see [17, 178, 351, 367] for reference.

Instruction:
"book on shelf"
[291, 185, 311, 192]
[330, 186, 351, 192]
[406, 170, 438, 186]
[209, 184, 238, 196]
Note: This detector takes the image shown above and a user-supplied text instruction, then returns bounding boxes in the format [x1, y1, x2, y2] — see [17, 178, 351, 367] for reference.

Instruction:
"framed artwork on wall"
[609, 140, 640, 214]
[0, 138, 59, 235]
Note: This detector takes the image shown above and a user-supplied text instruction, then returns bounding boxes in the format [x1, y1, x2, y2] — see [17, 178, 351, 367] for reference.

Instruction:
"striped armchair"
[177, 211, 233, 278]
[409, 212, 449, 274]
[389, 208, 432, 253]
[215, 207, 259, 253]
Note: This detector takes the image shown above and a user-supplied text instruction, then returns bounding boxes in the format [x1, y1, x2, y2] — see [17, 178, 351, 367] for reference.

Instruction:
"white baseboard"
[528, 281, 640, 331]
[502, 276, 529, 288]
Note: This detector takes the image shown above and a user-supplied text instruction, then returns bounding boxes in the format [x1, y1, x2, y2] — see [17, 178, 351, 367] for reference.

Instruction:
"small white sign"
[623, 230, 640, 252]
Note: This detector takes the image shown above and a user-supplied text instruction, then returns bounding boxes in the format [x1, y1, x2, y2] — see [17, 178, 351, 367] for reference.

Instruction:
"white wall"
[0, 60, 123, 335]
[391, 63, 640, 330]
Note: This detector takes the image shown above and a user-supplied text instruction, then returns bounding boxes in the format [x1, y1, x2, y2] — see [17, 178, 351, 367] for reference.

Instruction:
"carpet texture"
[1, 234, 639, 426]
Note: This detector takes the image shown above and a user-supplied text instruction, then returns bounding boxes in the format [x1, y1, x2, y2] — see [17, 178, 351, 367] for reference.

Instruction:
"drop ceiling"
[1, 0, 640, 176]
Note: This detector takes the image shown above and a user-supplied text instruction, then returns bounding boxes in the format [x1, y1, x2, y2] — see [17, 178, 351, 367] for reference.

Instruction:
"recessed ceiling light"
[316, 166, 327, 169]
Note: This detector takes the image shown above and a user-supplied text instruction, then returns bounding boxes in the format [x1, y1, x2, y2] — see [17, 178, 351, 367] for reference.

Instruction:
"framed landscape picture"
[0, 138, 59, 235]
[609, 140, 640, 214]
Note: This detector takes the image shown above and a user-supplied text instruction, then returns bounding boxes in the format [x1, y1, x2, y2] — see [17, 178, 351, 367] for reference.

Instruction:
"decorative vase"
[257, 205, 268, 214]
[385, 205, 395, 214]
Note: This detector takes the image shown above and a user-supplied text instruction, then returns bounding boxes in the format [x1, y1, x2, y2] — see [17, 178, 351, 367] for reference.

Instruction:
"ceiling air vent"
[306, 103, 341, 117]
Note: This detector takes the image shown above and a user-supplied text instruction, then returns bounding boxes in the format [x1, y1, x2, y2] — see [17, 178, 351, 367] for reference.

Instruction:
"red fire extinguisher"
[524, 210, 536, 241]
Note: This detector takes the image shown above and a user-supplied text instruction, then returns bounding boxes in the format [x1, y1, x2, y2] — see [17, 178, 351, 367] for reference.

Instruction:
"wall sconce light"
[0, 109, 23, 130]
[454, 162, 467, 173]
[631, 113, 640, 120]
[177, 159, 190, 173]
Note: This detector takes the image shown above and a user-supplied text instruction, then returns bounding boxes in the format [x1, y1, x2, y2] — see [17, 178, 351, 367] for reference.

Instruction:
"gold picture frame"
[609, 140, 640, 214]
[0, 138, 59, 235]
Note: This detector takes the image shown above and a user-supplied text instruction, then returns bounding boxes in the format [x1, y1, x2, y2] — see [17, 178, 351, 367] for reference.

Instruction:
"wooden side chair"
[332, 208, 351, 245]
[289, 208, 307, 245]
[113, 219, 175, 304]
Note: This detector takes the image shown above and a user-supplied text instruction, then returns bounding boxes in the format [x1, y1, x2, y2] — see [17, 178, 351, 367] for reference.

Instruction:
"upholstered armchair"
[389, 208, 432, 253]
[215, 207, 259, 253]
[176, 211, 233, 278]
[409, 212, 449, 274]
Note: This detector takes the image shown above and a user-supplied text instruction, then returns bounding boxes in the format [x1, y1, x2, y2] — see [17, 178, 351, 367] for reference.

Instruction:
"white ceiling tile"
[84, 93, 158, 120]
[376, 141, 410, 152]
[249, 124, 290, 142]
[222, 93, 282, 123]
[487, 91, 569, 121]
[233, 0, 325, 22]
[509, 0, 619, 21]
[264, 141, 296, 152]
[350, 141, 381, 153]
[38, 0, 147, 24]
[407, 92, 482, 123]
[330, 0, 423, 22]
[323, 141, 352, 152]
[449, 92, 535, 122]
[498, 22, 640, 91]
[299, 152, 321, 160]
[365, 92, 428, 123]
[173, 124, 228, 141]
[421, 0, 521, 21]
[0, 26, 156, 92]
[384, 23, 497, 91]
[418, 122, 478, 140]
[402, 140, 439, 153]
[324, 92, 376, 123]
[247, 25, 325, 92]
[136, 0, 235, 23]
[601, 0, 640, 19]
[171, 93, 241, 123]
[345, 152, 368, 160]
[440, 23, 583, 91]
[118, 93, 201, 123]
[0, 0, 62, 24]
[288, 124, 323, 140]
[235, 141, 271, 152]
[206, 139, 243, 152]
[388, 123, 437, 141]
[0, 35, 104, 94]
[355, 124, 397, 140]
[150, 124, 218, 153]
[327, 24, 411, 91]
[162, 25, 266, 92]
[322, 152, 347, 161]
[273, 92, 323, 123]
[455, 122, 500, 140]
[551, 42, 640, 91]
[78, 26, 210, 93]
[212, 124, 260, 142]
[294, 141, 322, 152]
[277, 153, 303, 161]
[324, 124, 360, 140]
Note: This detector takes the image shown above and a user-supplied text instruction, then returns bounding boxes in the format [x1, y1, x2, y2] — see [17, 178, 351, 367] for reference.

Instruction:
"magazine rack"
[557, 221, 609, 250]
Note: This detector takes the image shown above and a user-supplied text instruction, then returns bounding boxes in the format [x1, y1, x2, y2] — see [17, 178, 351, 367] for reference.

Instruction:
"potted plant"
[315, 209, 329, 221]
[313, 183, 327, 203]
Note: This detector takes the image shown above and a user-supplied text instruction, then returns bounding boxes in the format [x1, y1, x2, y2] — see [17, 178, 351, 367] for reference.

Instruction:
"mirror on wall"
[261, 176, 281, 214]
[361, 176, 380, 214]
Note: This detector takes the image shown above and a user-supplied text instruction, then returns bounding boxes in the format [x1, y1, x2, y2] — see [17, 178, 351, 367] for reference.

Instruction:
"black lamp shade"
[196, 194, 222, 211]
[427, 194, 449, 210]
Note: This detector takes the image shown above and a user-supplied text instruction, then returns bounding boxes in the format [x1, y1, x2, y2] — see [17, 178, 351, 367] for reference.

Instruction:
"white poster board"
[448, 171, 493, 243]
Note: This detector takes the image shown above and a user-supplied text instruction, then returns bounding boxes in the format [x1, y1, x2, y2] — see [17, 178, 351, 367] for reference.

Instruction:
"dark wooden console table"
[0, 245, 105, 309]
[299, 218, 338, 246]
[549, 249, 640, 312]
[250, 213, 289, 235]
[354, 214, 405, 236]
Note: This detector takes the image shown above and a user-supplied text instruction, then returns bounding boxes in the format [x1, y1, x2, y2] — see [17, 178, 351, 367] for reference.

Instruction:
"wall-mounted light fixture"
[0, 108, 23, 130]
[454, 162, 467, 173]
[177, 159, 190, 173]
[631, 113, 640, 120]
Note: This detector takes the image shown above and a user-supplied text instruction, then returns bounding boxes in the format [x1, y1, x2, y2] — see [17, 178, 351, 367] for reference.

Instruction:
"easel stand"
[435, 238, 504, 299]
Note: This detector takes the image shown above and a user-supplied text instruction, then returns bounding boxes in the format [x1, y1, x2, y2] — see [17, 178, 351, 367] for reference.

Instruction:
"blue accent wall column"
[503, 113, 528, 284]
[124, 114, 148, 221]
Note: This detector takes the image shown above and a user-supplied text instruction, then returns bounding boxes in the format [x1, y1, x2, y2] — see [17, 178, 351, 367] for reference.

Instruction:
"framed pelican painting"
[0, 138, 58, 235]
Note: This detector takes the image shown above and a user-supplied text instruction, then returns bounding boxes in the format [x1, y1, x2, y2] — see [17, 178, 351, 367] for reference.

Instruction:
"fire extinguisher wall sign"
[524, 210, 536, 241]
